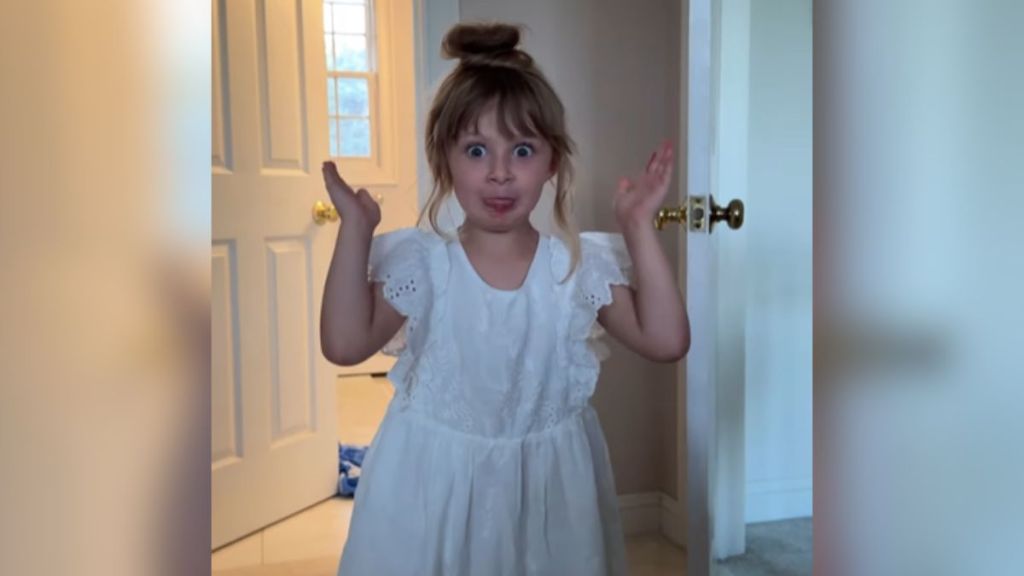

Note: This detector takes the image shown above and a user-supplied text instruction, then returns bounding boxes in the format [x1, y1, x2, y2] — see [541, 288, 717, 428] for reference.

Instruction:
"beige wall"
[457, 0, 686, 499]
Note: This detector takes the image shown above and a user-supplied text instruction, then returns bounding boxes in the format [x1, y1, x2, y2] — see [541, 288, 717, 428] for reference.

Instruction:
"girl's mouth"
[483, 197, 516, 214]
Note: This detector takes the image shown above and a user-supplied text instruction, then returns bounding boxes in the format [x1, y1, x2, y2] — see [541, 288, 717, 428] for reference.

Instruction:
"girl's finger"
[322, 161, 353, 194]
[616, 177, 632, 196]
[650, 142, 673, 174]
[656, 144, 674, 177]
[661, 164, 674, 185]
[646, 160, 661, 181]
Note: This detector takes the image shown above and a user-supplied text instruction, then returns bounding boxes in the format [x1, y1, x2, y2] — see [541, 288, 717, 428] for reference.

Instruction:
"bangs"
[448, 71, 549, 142]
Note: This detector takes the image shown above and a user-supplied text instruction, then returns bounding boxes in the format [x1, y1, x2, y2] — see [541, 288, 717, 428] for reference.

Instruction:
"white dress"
[337, 228, 634, 576]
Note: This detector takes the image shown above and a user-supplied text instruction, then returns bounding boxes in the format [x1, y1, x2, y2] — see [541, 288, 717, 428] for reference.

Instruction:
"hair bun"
[442, 23, 532, 68]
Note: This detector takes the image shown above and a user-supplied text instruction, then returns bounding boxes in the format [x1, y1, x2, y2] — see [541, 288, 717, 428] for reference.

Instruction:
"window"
[324, 0, 376, 158]
[322, 0, 406, 186]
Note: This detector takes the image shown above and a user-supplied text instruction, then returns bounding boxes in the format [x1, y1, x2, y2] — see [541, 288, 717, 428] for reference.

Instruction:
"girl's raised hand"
[321, 161, 381, 235]
[613, 141, 675, 231]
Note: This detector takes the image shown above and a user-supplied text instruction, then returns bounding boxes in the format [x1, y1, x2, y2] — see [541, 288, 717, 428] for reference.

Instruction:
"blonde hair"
[421, 22, 580, 279]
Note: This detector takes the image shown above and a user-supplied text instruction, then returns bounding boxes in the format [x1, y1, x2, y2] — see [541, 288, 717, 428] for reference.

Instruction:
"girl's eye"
[466, 144, 486, 158]
[513, 144, 535, 158]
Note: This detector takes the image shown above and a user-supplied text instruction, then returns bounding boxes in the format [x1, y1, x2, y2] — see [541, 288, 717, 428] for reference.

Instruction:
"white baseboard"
[619, 481, 810, 552]
[745, 477, 812, 523]
[618, 492, 686, 548]
[618, 493, 661, 535]
[659, 494, 686, 548]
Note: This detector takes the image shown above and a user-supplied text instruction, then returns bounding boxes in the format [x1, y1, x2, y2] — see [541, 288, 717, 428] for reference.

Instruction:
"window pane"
[330, 119, 339, 157]
[340, 119, 371, 157]
[337, 78, 368, 116]
[331, 5, 366, 34]
[326, 78, 337, 116]
[332, 34, 367, 72]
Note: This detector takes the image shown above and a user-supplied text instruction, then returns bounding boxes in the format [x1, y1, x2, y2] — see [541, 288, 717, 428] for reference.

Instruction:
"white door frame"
[687, 0, 759, 571]
[685, 0, 717, 572]
[711, 0, 751, 560]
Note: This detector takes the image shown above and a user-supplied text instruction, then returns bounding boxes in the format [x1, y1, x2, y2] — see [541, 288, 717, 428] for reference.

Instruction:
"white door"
[212, 0, 337, 549]
[683, 0, 747, 573]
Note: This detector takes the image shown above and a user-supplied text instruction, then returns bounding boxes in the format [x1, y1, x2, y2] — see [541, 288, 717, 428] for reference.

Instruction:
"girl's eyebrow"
[455, 130, 539, 144]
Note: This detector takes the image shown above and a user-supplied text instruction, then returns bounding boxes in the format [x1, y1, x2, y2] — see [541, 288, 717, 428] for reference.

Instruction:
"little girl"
[321, 22, 689, 576]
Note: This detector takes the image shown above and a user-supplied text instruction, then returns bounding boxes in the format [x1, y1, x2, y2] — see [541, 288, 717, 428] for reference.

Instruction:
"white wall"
[743, 0, 813, 522]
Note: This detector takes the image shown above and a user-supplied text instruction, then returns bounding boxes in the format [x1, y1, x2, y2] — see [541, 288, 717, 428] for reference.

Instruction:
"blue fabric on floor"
[338, 444, 368, 497]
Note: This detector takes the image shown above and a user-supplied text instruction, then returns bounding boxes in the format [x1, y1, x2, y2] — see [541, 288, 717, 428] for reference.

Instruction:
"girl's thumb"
[356, 188, 376, 209]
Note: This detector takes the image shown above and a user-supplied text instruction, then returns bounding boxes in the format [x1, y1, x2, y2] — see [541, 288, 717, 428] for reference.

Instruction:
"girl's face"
[447, 100, 556, 233]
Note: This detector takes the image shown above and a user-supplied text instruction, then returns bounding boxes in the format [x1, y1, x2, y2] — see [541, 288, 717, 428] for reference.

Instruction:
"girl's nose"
[487, 157, 513, 185]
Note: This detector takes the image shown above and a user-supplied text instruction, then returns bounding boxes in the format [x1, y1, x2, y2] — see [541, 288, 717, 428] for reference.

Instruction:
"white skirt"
[337, 401, 628, 576]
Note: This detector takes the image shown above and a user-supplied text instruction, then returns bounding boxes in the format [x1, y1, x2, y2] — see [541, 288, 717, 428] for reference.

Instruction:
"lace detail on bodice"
[368, 229, 633, 438]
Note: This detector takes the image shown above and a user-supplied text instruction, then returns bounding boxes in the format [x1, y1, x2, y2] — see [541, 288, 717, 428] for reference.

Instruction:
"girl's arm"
[597, 142, 691, 362]
[319, 162, 405, 366]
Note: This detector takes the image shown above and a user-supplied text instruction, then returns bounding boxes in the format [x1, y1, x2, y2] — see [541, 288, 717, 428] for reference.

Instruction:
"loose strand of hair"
[552, 162, 581, 283]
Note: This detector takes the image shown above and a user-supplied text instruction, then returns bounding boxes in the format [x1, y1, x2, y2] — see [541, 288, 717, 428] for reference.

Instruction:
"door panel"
[212, 0, 337, 549]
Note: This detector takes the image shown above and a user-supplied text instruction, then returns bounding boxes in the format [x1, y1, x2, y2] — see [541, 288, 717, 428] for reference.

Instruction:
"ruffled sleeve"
[552, 231, 636, 406]
[577, 232, 634, 361]
[577, 232, 634, 309]
[367, 228, 439, 356]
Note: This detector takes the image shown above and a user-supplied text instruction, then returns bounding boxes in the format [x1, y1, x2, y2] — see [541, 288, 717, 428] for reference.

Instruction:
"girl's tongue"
[483, 198, 515, 213]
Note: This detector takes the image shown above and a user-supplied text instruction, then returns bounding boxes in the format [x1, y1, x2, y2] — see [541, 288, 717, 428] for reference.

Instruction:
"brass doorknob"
[654, 205, 686, 230]
[312, 200, 339, 225]
[710, 197, 744, 231]
[654, 196, 744, 232]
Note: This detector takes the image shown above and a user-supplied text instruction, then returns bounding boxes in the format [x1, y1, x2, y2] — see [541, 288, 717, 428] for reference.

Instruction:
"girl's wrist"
[338, 218, 377, 244]
[618, 212, 656, 236]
